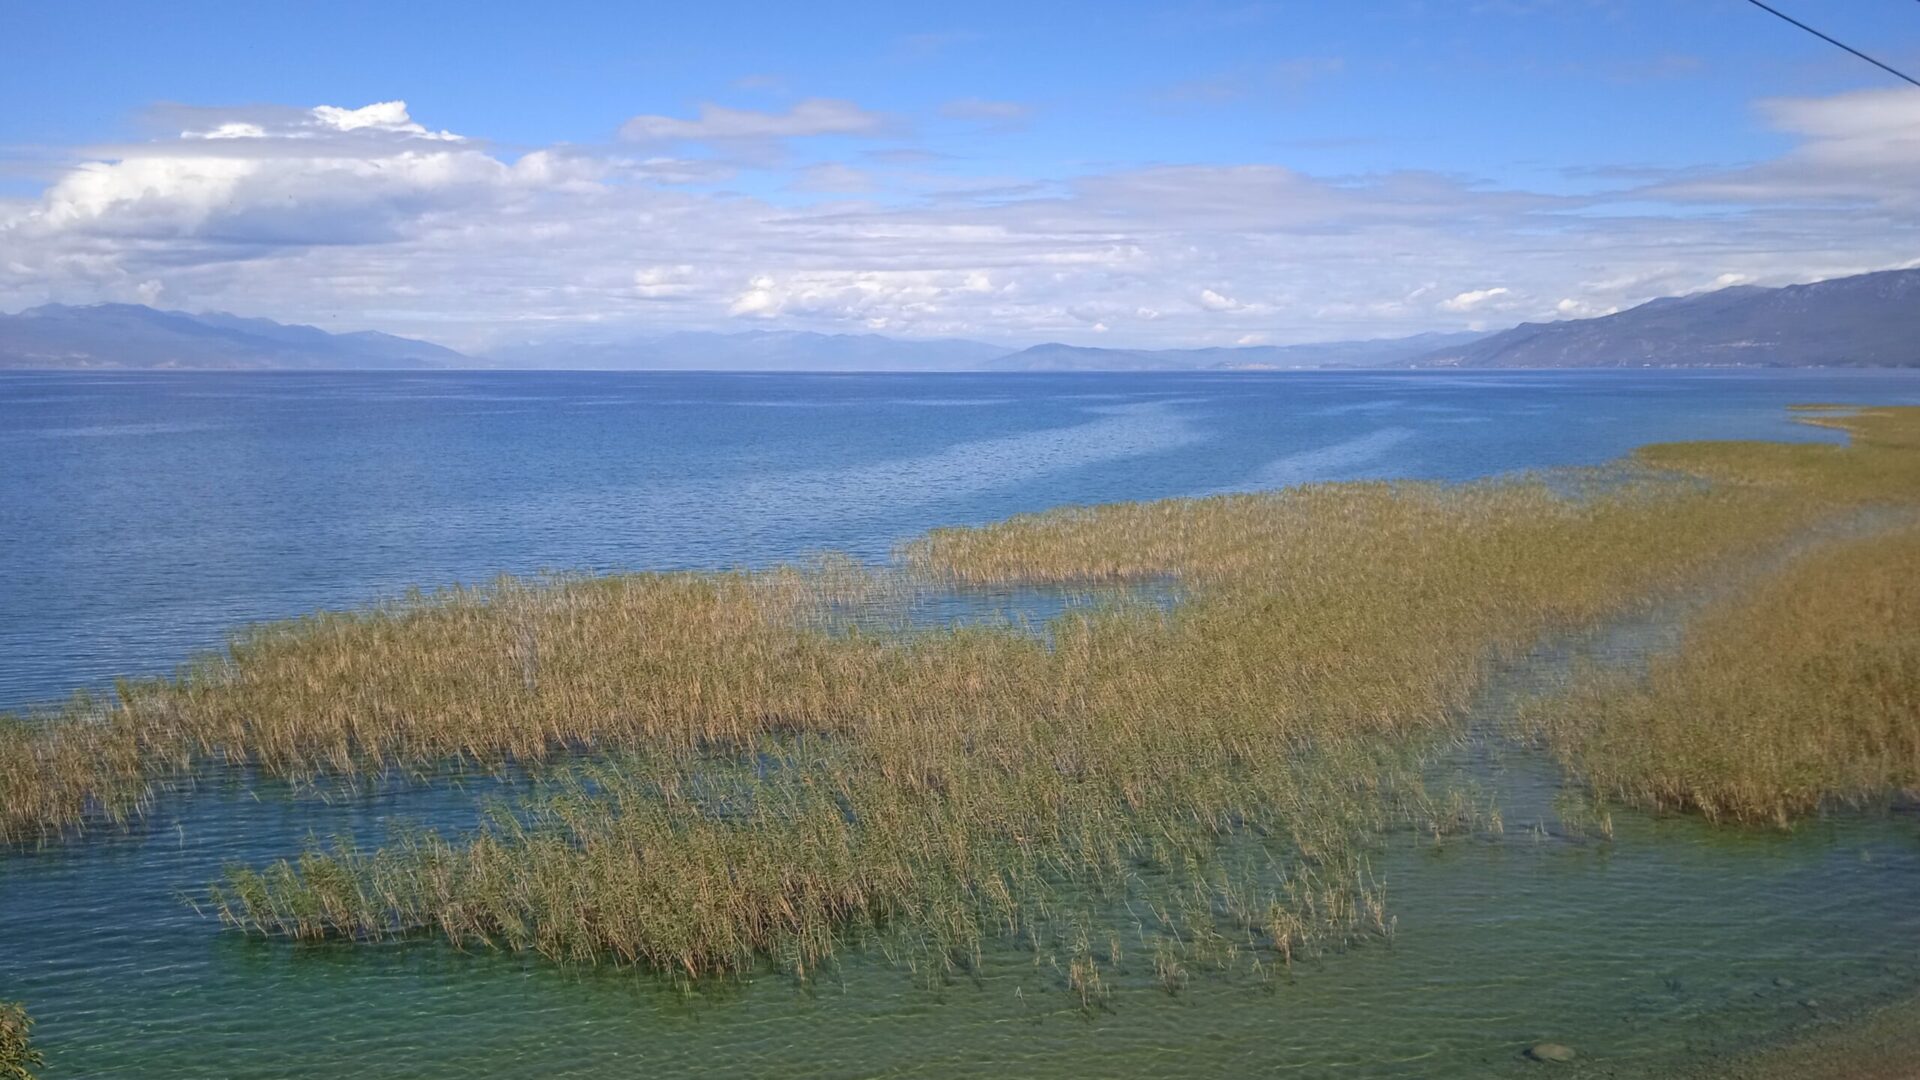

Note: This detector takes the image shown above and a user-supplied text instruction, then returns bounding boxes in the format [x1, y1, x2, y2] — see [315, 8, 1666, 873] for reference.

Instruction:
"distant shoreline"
[7, 364, 1920, 375]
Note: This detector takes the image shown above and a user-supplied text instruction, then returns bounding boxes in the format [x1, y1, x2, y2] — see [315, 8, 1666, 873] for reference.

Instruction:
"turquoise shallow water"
[5, 369, 1920, 1077]
[9, 750, 1918, 1078]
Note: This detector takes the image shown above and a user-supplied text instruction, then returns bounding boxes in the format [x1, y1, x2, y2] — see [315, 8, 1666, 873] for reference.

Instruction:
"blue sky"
[3, 1, 1917, 350]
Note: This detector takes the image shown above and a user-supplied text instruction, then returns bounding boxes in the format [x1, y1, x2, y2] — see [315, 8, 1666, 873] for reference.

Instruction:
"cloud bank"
[2, 90, 1916, 349]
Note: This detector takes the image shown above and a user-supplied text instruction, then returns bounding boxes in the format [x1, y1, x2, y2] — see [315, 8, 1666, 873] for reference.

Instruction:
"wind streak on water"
[1212, 427, 1415, 493]
[789, 400, 1203, 509]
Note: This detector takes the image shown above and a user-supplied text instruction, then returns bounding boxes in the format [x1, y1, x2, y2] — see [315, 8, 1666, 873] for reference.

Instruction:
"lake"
[5, 368, 1920, 1077]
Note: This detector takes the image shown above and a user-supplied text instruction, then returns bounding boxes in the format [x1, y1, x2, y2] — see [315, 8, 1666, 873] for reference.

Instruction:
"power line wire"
[1742, 0, 1920, 88]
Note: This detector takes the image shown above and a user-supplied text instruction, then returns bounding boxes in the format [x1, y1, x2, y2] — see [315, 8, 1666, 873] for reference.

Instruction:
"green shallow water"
[7, 611, 1920, 1078]
[15, 794, 1920, 1078]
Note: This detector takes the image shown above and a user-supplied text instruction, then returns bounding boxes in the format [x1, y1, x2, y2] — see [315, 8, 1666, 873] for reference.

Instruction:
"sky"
[2, 0, 1918, 352]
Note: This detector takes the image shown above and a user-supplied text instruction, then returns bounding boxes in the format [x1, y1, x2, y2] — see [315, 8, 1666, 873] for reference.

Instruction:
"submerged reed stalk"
[210, 738, 1415, 983]
[0, 1002, 41, 1080]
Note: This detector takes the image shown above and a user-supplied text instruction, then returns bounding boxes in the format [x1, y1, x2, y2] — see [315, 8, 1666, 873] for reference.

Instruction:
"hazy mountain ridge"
[992, 331, 1489, 372]
[0, 304, 469, 370]
[493, 329, 1490, 371]
[7, 268, 1917, 371]
[486, 330, 1010, 372]
[1414, 269, 1920, 369]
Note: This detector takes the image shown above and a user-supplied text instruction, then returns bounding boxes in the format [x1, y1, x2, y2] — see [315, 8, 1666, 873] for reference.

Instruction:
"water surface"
[5, 369, 1920, 1077]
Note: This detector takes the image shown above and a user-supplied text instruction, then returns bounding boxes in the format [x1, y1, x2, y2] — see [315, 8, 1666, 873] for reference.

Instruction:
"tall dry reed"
[1519, 524, 1920, 825]
[6, 406, 1918, 984]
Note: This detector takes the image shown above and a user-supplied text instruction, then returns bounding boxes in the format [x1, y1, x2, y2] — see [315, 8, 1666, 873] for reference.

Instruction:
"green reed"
[0, 1002, 41, 1080]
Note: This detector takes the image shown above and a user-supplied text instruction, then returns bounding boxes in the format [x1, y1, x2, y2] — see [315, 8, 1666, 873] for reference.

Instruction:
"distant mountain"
[1416, 269, 1920, 369]
[991, 331, 1489, 372]
[14, 267, 1915, 372]
[0, 304, 470, 370]
[485, 330, 1010, 371]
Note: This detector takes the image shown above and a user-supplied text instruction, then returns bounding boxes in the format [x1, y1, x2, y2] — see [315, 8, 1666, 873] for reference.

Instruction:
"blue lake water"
[7, 368, 1920, 709]
[5, 368, 1920, 1078]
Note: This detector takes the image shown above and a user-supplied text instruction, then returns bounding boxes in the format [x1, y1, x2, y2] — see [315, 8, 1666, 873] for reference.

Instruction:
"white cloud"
[1440, 287, 1511, 312]
[726, 269, 1006, 327]
[1554, 297, 1617, 319]
[634, 264, 697, 299]
[4, 88, 1918, 351]
[188, 122, 267, 140]
[619, 99, 889, 143]
[1197, 288, 1242, 312]
[1641, 87, 1920, 208]
[311, 101, 456, 138]
[180, 100, 460, 142]
[1764, 88, 1920, 162]
[17, 100, 507, 247]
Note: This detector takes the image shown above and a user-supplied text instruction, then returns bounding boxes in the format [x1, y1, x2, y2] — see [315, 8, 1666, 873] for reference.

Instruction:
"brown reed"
[1519, 523, 1920, 825]
[6, 405, 1919, 986]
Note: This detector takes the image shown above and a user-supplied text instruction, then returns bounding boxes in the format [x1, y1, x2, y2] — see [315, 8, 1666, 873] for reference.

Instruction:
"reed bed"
[7, 406, 1920, 985]
[1519, 524, 1920, 826]
[211, 738, 1416, 983]
[0, 1002, 40, 1080]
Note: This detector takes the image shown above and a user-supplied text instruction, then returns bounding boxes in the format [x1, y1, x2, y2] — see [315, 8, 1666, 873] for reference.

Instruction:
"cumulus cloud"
[1554, 297, 1617, 319]
[1197, 288, 1242, 312]
[310, 101, 460, 139]
[3, 89, 1917, 350]
[727, 269, 1007, 328]
[10, 100, 514, 250]
[175, 100, 461, 142]
[1439, 287, 1512, 313]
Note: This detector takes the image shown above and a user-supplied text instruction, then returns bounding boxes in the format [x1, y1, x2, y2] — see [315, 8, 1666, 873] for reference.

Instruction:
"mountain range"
[990, 332, 1487, 372]
[1417, 268, 1920, 369]
[0, 303, 468, 370]
[485, 330, 1009, 371]
[3, 268, 1916, 372]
